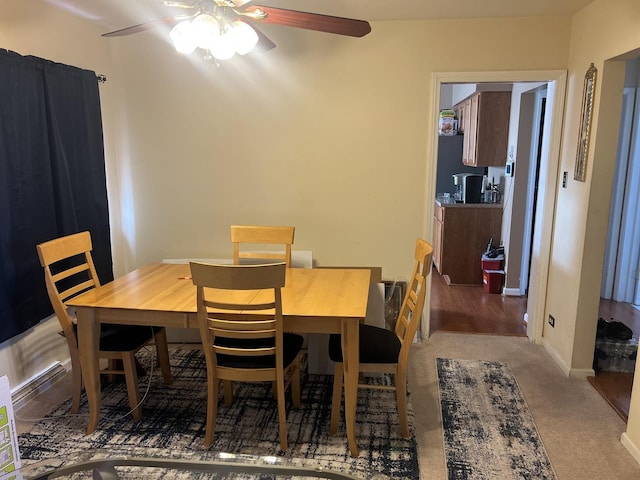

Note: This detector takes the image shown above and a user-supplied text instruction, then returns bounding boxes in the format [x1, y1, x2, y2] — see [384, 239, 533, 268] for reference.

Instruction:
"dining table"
[68, 262, 371, 457]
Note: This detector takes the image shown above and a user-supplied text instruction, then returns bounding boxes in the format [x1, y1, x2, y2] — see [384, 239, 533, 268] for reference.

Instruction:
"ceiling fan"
[102, 0, 372, 62]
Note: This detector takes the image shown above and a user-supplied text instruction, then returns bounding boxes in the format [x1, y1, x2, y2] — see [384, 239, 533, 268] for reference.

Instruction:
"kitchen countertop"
[435, 196, 502, 208]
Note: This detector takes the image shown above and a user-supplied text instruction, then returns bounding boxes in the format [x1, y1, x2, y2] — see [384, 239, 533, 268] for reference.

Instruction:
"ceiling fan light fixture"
[167, 11, 257, 61]
[209, 33, 236, 60]
[230, 20, 259, 55]
[191, 13, 221, 50]
[104, 2, 372, 63]
[169, 20, 197, 54]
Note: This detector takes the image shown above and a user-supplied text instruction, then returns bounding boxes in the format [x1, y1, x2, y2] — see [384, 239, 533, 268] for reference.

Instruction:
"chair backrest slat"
[36, 231, 100, 336]
[58, 280, 96, 304]
[51, 263, 91, 282]
[216, 346, 277, 357]
[209, 319, 277, 332]
[204, 300, 277, 312]
[230, 225, 295, 267]
[190, 261, 286, 365]
[394, 239, 433, 361]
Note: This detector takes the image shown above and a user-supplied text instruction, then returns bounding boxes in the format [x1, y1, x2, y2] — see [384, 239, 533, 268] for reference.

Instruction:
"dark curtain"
[0, 49, 113, 344]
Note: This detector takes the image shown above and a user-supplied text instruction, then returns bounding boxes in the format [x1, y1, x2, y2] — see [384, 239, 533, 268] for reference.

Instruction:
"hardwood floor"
[429, 266, 638, 422]
[598, 298, 640, 335]
[429, 266, 527, 336]
[589, 299, 640, 422]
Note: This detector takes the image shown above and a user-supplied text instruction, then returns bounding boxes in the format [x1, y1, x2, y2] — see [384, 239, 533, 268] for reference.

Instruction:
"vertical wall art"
[574, 63, 597, 182]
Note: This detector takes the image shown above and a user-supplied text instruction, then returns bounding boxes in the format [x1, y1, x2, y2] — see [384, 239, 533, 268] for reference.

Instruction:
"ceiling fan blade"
[249, 23, 277, 52]
[243, 6, 371, 38]
[102, 16, 180, 37]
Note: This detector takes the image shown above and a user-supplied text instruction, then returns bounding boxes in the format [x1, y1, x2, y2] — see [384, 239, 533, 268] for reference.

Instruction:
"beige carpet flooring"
[15, 333, 640, 478]
[410, 332, 640, 479]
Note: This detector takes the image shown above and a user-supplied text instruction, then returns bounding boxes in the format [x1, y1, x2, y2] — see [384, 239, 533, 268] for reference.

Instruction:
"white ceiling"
[44, 0, 596, 31]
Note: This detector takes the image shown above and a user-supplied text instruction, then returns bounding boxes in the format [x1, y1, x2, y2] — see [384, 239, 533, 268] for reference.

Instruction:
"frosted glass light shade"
[168, 13, 255, 61]
[169, 21, 197, 54]
[209, 33, 236, 60]
[191, 14, 221, 50]
[231, 20, 259, 55]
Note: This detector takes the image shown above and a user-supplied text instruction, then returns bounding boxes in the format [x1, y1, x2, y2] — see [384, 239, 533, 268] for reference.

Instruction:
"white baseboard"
[11, 359, 70, 409]
[503, 287, 522, 296]
[542, 338, 595, 378]
[542, 338, 571, 376]
[567, 367, 595, 378]
[621, 432, 640, 466]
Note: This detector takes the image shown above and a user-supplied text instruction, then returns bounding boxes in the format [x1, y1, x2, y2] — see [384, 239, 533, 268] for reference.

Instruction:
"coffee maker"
[452, 173, 483, 203]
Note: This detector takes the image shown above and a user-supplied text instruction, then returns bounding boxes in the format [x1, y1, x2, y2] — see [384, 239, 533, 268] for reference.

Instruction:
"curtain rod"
[96, 74, 107, 83]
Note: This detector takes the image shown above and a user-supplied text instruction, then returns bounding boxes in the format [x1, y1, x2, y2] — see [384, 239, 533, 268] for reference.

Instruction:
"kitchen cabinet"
[454, 91, 511, 167]
[433, 200, 503, 285]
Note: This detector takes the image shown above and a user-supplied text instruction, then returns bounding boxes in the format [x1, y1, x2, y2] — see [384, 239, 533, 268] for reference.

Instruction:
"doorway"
[423, 70, 567, 343]
[520, 88, 547, 297]
[602, 83, 640, 305]
[590, 58, 640, 422]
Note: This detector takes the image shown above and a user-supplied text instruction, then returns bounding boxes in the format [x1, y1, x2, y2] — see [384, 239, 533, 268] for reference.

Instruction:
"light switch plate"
[505, 162, 514, 177]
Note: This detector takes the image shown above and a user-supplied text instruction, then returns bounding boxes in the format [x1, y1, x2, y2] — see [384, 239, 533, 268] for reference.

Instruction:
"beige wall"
[502, 84, 538, 291]
[106, 17, 571, 282]
[555, 0, 640, 461]
[543, 1, 640, 374]
[0, 3, 571, 388]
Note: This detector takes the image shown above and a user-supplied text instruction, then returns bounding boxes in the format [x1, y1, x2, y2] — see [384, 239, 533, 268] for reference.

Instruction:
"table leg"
[77, 307, 101, 433]
[341, 318, 360, 457]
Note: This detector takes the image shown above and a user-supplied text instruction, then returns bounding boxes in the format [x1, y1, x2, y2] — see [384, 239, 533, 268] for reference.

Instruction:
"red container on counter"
[481, 254, 504, 271]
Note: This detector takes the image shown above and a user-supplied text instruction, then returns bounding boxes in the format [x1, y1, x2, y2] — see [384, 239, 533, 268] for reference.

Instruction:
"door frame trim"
[424, 70, 567, 344]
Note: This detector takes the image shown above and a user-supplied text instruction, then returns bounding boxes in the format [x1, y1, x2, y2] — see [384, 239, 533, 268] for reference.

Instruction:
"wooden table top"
[68, 263, 370, 320]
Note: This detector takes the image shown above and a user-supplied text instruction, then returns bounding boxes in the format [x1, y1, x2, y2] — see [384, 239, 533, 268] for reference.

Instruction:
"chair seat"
[216, 333, 304, 369]
[71, 323, 160, 352]
[329, 324, 401, 364]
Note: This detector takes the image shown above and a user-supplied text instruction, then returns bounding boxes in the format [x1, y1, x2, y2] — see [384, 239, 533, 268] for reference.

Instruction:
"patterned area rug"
[18, 346, 418, 479]
[436, 358, 557, 480]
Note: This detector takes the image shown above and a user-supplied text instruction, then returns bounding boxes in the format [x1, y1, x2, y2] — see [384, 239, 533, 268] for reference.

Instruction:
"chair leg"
[135, 357, 147, 377]
[291, 356, 301, 409]
[396, 368, 409, 438]
[276, 370, 288, 451]
[121, 353, 142, 421]
[68, 346, 82, 414]
[329, 362, 344, 435]
[70, 366, 82, 414]
[153, 328, 173, 385]
[107, 359, 118, 383]
[204, 371, 219, 449]
[223, 380, 233, 407]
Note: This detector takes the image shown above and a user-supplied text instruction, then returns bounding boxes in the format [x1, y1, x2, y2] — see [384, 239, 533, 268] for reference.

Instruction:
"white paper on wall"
[162, 251, 313, 268]
[0, 376, 21, 478]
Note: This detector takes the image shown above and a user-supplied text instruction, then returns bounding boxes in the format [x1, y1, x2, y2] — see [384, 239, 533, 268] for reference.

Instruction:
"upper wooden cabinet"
[454, 92, 511, 167]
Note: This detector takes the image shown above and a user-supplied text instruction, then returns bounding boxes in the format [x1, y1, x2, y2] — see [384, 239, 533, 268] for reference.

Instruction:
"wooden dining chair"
[36, 231, 173, 419]
[189, 261, 303, 451]
[230, 225, 295, 267]
[328, 238, 433, 438]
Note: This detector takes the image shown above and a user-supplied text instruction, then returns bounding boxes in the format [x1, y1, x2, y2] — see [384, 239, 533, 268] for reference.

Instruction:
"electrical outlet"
[548, 315, 555, 327]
